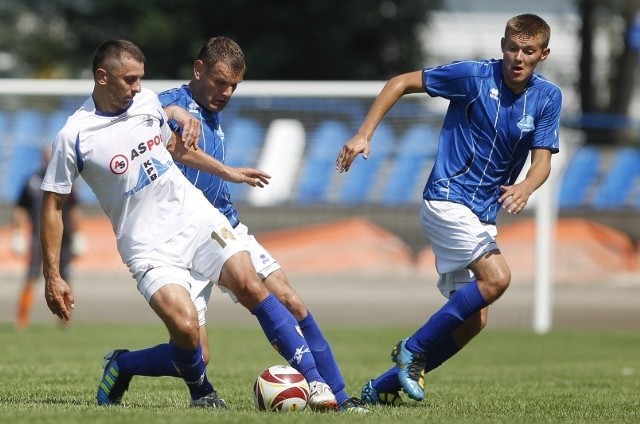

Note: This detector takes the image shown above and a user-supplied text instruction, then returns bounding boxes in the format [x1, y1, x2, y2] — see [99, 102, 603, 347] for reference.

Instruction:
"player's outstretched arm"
[336, 71, 424, 173]
[167, 132, 271, 187]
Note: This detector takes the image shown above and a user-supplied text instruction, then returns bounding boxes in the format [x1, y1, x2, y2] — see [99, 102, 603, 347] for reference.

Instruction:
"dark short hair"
[505, 14, 551, 49]
[196, 36, 246, 76]
[92, 39, 145, 76]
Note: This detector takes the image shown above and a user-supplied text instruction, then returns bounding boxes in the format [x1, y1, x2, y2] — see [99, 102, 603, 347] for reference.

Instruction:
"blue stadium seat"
[295, 120, 351, 203]
[223, 118, 265, 202]
[5, 110, 47, 202]
[380, 124, 438, 204]
[591, 148, 640, 209]
[6, 144, 44, 202]
[338, 123, 394, 204]
[0, 112, 10, 201]
[557, 146, 600, 209]
[46, 110, 71, 142]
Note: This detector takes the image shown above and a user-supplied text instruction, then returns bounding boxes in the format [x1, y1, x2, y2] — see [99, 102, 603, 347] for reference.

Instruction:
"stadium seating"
[591, 148, 640, 209]
[4, 110, 47, 202]
[3, 106, 640, 214]
[337, 123, 394, 204]
[295, 120, 351, 204]
[557, 145, 601, 209]
[247, 119, 306, 206]
[380, 123, 438, 204]
[223, 118, 266, 202]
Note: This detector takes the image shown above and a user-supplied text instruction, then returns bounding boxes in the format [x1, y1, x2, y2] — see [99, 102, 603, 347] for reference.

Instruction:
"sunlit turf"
[0, 323, 638, 423]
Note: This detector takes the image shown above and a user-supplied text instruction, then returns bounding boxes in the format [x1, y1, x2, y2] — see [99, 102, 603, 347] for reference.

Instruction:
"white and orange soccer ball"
[253, 365, 310, 412]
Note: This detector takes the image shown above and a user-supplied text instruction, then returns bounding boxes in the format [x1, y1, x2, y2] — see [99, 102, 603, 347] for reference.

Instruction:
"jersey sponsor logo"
[124, 157, 173, 198]
[130, 133, 163, 161]
[110, 154, 129, 174]
[109, 131, 163, 176]
[517, 115, 535, 132]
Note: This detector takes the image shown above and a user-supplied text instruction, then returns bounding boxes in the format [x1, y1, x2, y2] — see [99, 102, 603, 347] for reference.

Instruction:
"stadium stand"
[591, 147, 640, 209]
[5, 110, 47, 202]
[247, 119, 306, 206]
[223, 118, 266, 202]
[557, 145, 601, 209]
[295, 120, 351, 204]
[0, 112, 9, 201]
[3, 106, 639, 212]
[336, 122, 395, 204]
[380, 123, 438, 204]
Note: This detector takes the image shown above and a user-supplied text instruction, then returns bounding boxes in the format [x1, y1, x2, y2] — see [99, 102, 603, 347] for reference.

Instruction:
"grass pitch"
[0, 323, 637, 423]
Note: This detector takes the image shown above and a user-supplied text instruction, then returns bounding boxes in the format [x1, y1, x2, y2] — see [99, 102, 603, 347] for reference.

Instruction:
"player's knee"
[224, 275, 271, 310]
[482, 270, 511, 302]
[279, 292, 306, 321]
[169, 317, 200, 349]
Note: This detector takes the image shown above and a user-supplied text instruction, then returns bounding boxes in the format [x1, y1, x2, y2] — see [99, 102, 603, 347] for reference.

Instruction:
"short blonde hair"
[505, 14, 551, 49]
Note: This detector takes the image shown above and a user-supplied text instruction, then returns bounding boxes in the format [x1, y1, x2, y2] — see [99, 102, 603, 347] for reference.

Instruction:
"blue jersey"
[158, 85, 240, 228]
[422, 59, 562, 224]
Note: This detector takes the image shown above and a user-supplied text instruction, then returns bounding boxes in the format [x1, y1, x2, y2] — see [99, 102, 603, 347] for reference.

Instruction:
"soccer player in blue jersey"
[336, 14, 562, 405]
[158, 36, 368, 413]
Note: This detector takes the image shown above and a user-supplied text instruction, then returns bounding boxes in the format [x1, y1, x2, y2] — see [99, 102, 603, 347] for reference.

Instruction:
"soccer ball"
[253, 365, 310, 412]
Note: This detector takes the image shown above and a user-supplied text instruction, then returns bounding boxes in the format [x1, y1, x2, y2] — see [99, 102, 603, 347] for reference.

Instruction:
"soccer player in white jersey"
[41, 39, 337, 410]
[336, 14, 562, 404]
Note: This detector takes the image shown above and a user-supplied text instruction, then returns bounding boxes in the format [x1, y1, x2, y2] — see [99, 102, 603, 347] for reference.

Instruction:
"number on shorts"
[210, 227, 236, 248]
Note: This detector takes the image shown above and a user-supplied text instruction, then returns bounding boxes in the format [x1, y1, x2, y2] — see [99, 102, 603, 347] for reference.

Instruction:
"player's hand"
[166, 106, 201, 149]
[498, 184, 531, 215]
[228, 167, 271, 187]
[44, 276, 75, 321]
[336, 133, 371, 173]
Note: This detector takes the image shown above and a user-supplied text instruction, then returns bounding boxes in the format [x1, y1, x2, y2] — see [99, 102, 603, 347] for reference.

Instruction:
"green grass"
[0, 323, 638, 423]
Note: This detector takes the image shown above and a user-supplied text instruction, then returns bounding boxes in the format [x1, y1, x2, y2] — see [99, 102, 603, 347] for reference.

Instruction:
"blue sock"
[372, 366, 400, 392]
[251, 294, 322, 383]
[169, 342, 214, 400]
[117, 344, 179, 377]
[425, 334, 461, 372]
[299, 311, 347, 405]
[406, 281, 487, 354]
[373, 336, 460, 393]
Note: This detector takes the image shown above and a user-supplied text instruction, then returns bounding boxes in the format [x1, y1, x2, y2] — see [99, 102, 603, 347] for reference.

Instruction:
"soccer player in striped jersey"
[159, 36, 368, 414]
[336, 14, 562, 404]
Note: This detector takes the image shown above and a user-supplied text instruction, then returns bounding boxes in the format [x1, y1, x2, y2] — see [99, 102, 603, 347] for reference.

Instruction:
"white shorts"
[128, 214, 246, 325]
[420, 200, 498, 298]
[217, 222, 281, 303]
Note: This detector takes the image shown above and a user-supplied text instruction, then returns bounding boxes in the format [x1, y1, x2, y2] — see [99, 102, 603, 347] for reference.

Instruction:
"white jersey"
[42, 88, 214, 262]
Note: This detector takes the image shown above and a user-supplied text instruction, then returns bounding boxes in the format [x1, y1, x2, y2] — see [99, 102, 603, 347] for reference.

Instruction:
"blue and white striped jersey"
[159, 85, 240, 228]
[421, 59, 562, 224]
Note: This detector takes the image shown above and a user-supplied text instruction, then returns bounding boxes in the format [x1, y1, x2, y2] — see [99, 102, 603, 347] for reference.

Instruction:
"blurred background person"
[11, 146, 83, 329]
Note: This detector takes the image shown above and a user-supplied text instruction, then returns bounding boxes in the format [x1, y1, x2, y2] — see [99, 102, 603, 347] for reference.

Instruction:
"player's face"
[500, 31, 550, 94]
[103, 56, 144, 111]
[194, 61, 244, 113]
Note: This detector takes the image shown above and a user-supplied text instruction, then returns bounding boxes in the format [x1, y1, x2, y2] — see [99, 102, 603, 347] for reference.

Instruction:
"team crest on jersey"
[517, 115, 535, 132]
[110, 154, 129, 174]
[489, 87, 499, 101]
